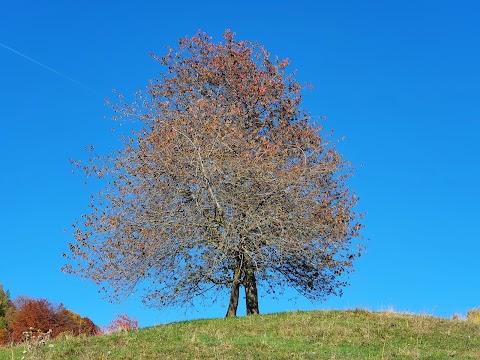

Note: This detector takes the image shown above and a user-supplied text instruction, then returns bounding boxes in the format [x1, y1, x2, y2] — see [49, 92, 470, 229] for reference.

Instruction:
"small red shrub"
[103, 313, 139, 334]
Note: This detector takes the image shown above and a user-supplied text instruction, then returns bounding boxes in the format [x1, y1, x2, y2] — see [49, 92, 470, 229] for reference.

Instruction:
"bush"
[102, 313, 139, 334]
[466, 307, 480, 324]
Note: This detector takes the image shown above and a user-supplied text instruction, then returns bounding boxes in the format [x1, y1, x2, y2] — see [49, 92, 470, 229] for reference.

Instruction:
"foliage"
[78, 316, 99, 336]
[0, 284, 12, 321]
[0, 284, 14, 328]
[1, 310, 479, 359]
[0, 284, 14, 346]
[100, 313, 139, 334]
[467, 307, 480, 324]
[8, 297, 98, 343]
[9, 297, 55, 342]
[55, 308, 99, 337]
[64, 30, 364, 317]
[0, 285, 98, 347]
[0, 330, 7, 348]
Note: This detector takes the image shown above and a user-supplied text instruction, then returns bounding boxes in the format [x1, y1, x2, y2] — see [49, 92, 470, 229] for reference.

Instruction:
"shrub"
[102, 313, 139, 334]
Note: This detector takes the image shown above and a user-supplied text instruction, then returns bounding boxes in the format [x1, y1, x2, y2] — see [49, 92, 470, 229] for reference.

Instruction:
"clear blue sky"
[1, 0, 479, 328]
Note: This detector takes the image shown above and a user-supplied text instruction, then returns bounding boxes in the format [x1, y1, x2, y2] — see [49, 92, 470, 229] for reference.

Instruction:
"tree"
[55, 308, 99, 336]
[63, 30, 364, 317]
[8, 297, 98, 341]
[78, 316, 99, 336]
[0, 284, 13, 327]
[9, 297, 55, 342]
[0, 284, 14, 345]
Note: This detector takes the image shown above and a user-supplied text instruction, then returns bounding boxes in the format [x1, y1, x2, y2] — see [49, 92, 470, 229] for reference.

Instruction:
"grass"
[1, 309, 479, 359]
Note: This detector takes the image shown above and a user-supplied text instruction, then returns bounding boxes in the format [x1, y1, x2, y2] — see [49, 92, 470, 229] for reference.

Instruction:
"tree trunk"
[243, 256, 259, 315]
[225, 262, 241, 317]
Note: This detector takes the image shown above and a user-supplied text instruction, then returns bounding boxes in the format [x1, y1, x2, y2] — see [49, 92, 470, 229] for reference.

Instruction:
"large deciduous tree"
[63, 30, 364, 317]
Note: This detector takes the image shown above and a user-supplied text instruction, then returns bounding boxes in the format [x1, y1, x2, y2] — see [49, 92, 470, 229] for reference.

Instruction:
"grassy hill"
[1, 309, 479, 359]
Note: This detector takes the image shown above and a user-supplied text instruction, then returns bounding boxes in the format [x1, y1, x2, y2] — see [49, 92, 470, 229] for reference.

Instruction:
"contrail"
[0, 41, 98, 95]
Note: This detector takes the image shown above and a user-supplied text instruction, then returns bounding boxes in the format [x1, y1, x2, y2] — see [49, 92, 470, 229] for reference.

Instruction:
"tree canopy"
[63, 30, 364, 316]
[9, 297, 98, 342]
[0, 285, 97, 345]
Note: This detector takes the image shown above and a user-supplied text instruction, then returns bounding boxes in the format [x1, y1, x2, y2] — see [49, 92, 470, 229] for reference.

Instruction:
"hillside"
[1, 310, 479, 359]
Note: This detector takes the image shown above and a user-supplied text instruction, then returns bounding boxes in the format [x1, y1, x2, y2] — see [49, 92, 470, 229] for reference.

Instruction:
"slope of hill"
[1, 309, 479, 359]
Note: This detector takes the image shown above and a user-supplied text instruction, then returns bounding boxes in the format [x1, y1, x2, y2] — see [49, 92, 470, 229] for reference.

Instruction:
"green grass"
[1, 309, 479, 359]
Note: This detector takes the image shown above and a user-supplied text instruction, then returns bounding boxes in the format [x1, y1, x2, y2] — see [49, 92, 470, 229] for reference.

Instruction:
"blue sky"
[1, 0, 479, 328]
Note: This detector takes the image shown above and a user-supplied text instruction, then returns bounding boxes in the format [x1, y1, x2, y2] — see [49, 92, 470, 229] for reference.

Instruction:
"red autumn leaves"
[0, 295, 98, 345]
